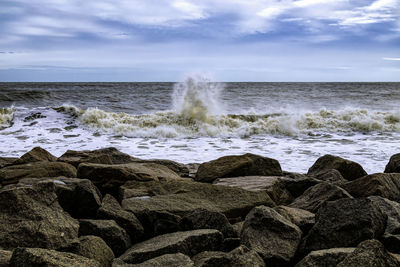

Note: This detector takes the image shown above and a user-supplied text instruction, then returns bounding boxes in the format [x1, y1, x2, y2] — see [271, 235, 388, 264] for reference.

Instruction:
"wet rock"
[97, 194, 144, 243]
[72, 236, 114, 267]
[368, 196, 400, 235]
[195, 153, 283, 183]
[0, 250, 12, 267]
[135, 210, 181, 239]
[385, 153, 400, 173]
[295, 248, 355, 267]
[289, 182, 352, 213]
[274, 206, 315, 233]
[14, 147, 57, 165]
[181, 209, 237, 238]
[192, 251, 229, 266]
[126, 253, 194, 267]
[344, 173, 400, 201]
[118, 229, 223, 264]
[187, 163, 200, 178]
[0, 161, 77, 185]
[121, 180, 274, 220]
[9, 247, 101, 267]
[23, 112, 46, 122]
[300, 198, 387, 256]
[77, 162, 182, 195]
[307, 154, 367, 181]
[313, 169, 347, 184]
[241, 205, 302, 266]
[79, 219, 131, 257]
[337, 239, 399, 267]
[0, 157, 17, 168]
[134, 159, 190, 177]
[0, 182, 79, 250]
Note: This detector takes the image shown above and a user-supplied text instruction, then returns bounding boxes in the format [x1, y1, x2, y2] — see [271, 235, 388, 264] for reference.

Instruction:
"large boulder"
[385, 153, 400, 173]
[241, 205, 302, 266]
[192, 245, 265, 267]
[18, 177, 102, 218]
[295, 248, 355, 267]
[116, 253, 194, 267]
[14, 147, 57, 165]
[368, 196, 400, 235]
[307, 154, 367, 181]
[0, 182, 79, 250]
[118, 229, 223, 264]
[71, 235, 114, 267]
[0, 157, 17, 168]
[289, 183, 352, 213]
[300, 198, 387, 256]
[343, 173, 400, 201]
[180, 209, 237, 238]
[0, 250, 12, 267]
[97, 194, 144, 242]
[58, 147, 138, 168]
[337, 239, 399, 267]
[312, 169, 347, 184]
[79, 219, 131, 257]
[77, 162, 182, 195]
[9, 247, 101, 267]
[134, 159, 190, 177]
[0, 162, 77, 185]
[121, 180, 274, 220]
[273, 206, 315, 233]
[195, 153, 283, 183]
[135, 210, 181, 239]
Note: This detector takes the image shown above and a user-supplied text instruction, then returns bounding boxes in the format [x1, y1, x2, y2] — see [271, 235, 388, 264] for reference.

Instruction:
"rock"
[192, 245, 266, 267]
[0, 161, 77, 185]
[344, 173, 400, 201]
[14, 147, 57, 165]
[97, 194, 144, 242]
[300, 198, 387, 256]
[195, 153, 283, 183]
[382, 234, 400, 254]
[289, 182, 352, 213]
[232, 221, 244, 237]
[222, 238, 241, 252]
[313, 169, 347, 184]
[241, 205, 302, 266]
[127, 253, 194, 267]
[121, 180, 274, 220]
[118, 229, 223, 264]
[385, 153, 400, 173]
[77, 162, 182, 195]
[337, 239, 399, 267]
[135, 210, 181, 239]
[0, 182, 79, 250]
[72, 236, 114, 267]
[79, 219, 131, 257]
[274, 206, 315, 233]
[180, 209, 237, 238]
[295, 248, 355, 267]
[59, 147, 139, 168]
[0, 157, 17, 168]
[186, 163, 200, 178]
[0, 250, 12, 267]
[9, 247, 101, 267]
[307, 154, 367, 181]
[368, 196, 400, 235]
[18, 177, 102, 218]
[134, 159, 190, 177]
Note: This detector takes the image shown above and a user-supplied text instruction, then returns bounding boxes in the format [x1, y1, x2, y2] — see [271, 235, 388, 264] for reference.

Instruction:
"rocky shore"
[1, 147, 400, 266]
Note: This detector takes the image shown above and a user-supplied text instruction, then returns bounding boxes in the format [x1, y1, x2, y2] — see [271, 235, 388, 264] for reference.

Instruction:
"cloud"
[383, 57, 400, 60]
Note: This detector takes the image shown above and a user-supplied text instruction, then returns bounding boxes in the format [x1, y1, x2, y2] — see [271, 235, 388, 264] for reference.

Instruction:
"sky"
[0, 0, 399, 82]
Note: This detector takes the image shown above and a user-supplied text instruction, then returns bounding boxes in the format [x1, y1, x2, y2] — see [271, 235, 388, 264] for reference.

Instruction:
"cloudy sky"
[0, 0, 399, 81]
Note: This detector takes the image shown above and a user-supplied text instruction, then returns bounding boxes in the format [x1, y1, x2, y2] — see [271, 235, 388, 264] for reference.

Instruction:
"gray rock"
[368, 196, 400, 235]
[135, 210, 181, 239]
[300, 198, 387, 256]
[313, 169, 347, 184]
[118, 229, 223, 264]
[0, 182, 79, 250]
[97, 194, 144, 242]
[273, 206, 315, 233]
[0, 249, 12, 267]
[79, 219, 131, 257]
[289, 182, 352, 213]
[385, 153, 400, 173]
[337, 239, 399, 267]
[295, 248, 355, 267]
[307, 154, 367, 181]
[195, 153, 282, 183]
[72, 235, 115, 267]
[14, 147, 57, 165]
[241, 205, 302, 266]
[131, 253, 194, 267]
[0, 157, 17, 168]
[9, 247, 101, 267]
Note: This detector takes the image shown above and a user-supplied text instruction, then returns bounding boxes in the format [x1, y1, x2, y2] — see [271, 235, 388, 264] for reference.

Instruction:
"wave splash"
[0, 107, 15, 129]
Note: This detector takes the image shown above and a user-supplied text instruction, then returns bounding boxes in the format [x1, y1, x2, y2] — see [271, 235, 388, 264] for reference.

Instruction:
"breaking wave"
[0, 107, 15, 129]
[55, 75, 400, 138]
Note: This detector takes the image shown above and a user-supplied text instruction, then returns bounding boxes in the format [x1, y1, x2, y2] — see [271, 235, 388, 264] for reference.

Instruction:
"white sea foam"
[0, 107, 15, 129]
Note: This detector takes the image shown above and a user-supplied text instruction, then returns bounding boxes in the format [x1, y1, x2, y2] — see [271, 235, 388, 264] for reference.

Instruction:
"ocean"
[1, 76, 399, 173]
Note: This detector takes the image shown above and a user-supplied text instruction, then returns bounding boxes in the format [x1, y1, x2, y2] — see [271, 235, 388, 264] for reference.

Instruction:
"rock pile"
[0, 147, 400, 266]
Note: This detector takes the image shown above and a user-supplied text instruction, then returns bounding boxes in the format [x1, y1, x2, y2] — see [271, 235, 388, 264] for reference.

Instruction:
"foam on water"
[0, 107, 15, 129]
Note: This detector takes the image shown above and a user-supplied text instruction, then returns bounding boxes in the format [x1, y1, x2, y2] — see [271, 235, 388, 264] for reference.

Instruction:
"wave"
[0, 107, 15, 129]
[0, 90, 52, 102]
